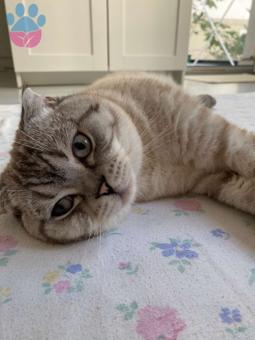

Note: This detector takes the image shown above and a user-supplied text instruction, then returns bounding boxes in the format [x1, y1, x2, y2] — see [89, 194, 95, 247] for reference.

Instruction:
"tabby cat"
[0, 72, 254, 243]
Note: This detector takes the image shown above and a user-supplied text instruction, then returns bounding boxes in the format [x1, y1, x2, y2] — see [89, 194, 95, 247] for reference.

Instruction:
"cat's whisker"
[14, 140, 45, 152]
[17, 131, 48, 146]
[6, 190, 27, 192]
[26, 127, 54, 147]
[19, 130, 48, 149]
[87, 228, 93, 242]
[15, 137, 45, 148]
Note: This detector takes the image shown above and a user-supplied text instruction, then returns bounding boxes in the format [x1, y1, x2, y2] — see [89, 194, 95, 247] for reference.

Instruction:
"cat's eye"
[72, 133, 92, 159]
[51, 195, 74, 218]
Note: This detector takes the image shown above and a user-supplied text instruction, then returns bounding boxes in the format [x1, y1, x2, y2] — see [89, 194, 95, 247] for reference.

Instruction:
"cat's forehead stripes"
[9, 103, 101, 191]
[11, 145, 66, 188]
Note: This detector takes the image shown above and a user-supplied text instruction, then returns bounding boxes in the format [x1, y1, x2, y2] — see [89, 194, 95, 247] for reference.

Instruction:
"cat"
[0, 72, 254, 243]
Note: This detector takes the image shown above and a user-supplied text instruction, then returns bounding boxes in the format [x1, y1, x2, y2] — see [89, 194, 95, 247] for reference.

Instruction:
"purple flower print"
[220, 308, 242, 324]
[66, 264, 82, 274]
[151, 238, 200, 273]
[53, 280, 70, 293]
[211, 229, 225, 237]
[219, 307, 247, 336]
[211, 229, 229, 239]
[153, 239, 198, 259]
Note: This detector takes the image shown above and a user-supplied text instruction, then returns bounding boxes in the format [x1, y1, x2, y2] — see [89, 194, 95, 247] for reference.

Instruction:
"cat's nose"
[96, 176, 116, 198]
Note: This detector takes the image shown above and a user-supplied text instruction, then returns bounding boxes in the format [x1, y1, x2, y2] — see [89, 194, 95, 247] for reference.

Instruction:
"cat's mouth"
[96, 176, 131, 204]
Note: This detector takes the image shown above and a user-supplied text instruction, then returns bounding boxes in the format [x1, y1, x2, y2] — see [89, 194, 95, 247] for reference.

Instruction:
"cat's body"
[89, 73, 204, 202]
[90, 73, 255, 205]
[1, 72, 255, 243]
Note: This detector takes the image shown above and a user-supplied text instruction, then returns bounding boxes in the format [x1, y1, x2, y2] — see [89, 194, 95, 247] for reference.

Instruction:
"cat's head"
[0, 88, 142, 243]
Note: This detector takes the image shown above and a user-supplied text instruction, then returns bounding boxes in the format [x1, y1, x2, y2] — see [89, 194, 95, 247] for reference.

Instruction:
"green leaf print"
[169, 260, 180, 265]
[177, 265, 185, 273]
[237, 326, 246, 332]
[124, 312, 134, 320]
[3, 298, 12, 304]
[181, 259, 191, 266]
[0, 258, 8, 266]
[44, 288, 52, 295]
[225, 328, 235, 335]
[117, 301, 138, 320]
[4, 250, 17, 256]
[117, 304, 128, 312]
[130, 301, 138, 310]
[58, 265, 66, 270]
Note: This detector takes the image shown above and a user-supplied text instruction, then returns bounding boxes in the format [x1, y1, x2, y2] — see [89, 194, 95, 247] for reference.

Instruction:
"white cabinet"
[4, 0, 192, 84]
[109, 0, 192, 71]
[4, 0, 108, 72]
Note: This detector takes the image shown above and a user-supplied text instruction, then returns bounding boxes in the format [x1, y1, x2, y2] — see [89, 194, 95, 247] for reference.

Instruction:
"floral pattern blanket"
[1, 93, 255, 340]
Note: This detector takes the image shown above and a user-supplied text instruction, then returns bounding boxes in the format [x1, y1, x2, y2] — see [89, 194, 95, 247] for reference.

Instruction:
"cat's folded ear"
[197, 94, 216, 108]
[20, 88, 63, 130]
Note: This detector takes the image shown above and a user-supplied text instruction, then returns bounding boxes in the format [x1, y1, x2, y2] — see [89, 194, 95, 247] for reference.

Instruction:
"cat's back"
[87, 72, 193, 126]
[89, 72, 179, 99]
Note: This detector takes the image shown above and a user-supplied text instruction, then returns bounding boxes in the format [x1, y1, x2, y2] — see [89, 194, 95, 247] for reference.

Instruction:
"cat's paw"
[7, 3, 46, 48]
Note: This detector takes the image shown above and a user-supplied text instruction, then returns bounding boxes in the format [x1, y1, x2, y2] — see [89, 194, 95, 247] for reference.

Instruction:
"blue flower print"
[155, 240, 199, 259]
[150, 238, 201, 273]
[211, 228, 230, 239]
[220, 308, 242, 324]
[219, 307, 247, 337]
[66, 264, 82, 274]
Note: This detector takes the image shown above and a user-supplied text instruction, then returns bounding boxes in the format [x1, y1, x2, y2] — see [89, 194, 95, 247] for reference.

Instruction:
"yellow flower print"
[43, 271, 59, 283]
[0, 287, 11, 297]
[132, 207, 149, 215]
[133, 207, 143, 214]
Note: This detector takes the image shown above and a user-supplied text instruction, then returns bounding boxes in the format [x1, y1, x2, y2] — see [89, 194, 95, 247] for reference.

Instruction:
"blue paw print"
[7, 3, 46, 32]
[6, 3, 46, 48]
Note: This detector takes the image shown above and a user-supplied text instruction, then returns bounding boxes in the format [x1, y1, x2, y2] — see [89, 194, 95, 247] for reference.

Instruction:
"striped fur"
[1, 72, 255, 243]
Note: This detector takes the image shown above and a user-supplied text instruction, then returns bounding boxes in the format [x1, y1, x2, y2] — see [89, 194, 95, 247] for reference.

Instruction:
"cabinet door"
[108, 0, 192, 71]
[4, 0, 108, 72]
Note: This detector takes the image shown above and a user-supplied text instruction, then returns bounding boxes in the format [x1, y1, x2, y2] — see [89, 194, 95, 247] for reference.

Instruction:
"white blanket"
[0, 92, 255, 340]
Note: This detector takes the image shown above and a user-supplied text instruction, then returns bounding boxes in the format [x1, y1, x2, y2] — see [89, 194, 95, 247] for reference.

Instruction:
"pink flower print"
[53, 280, 70, 294]
[0, 151, 9, 159]
[0, 236, 17, 252]
[136, 305, 186, 340]
[174, 199, 202, 212]
[119, 262, 131, 270]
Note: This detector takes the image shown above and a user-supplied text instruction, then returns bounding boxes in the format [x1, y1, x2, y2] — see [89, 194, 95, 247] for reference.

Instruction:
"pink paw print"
[7, 3, 46, 48]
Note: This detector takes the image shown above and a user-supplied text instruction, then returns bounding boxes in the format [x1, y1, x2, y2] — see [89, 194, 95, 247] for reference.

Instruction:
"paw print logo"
[7, 3, 46, 48]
